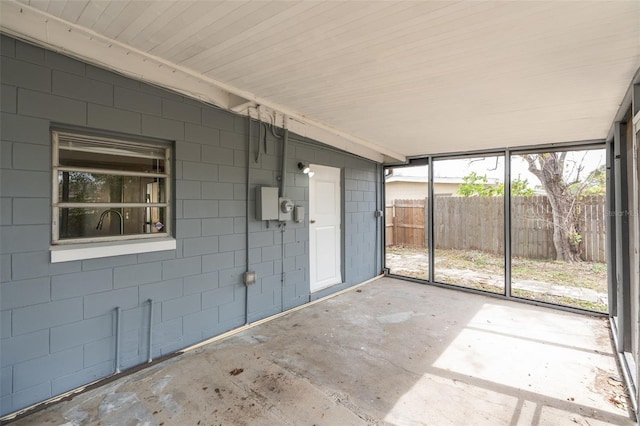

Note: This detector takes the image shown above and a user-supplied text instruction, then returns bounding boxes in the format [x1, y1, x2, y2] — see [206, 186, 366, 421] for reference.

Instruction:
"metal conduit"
[114, 307, 121, 374]
[279, 119, 289, 198]
[148, 299, 153, 363]
[245, 110, 253, 325]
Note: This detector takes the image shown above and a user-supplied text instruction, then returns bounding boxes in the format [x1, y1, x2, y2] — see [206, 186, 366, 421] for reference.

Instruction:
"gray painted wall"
[0, 35, 381, 416]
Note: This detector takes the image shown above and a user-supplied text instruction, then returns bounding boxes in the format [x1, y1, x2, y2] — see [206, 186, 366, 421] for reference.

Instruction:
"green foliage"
[457, 172, 534, 197]
[568, 231, 583, 246]
[511, 176, 535, 197]
[457, 172, 497, 197]
[578, 165, 606, 196]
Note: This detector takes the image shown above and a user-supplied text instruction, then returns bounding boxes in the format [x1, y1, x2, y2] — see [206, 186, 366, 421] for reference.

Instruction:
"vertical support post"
[634, 108, 640, 422]
[606, 139, 618, 317]
[428, 157, 435, 283]
[614, 121, 631, 352]
[376, 163, 383, 275]
[115, 307, 121, 374]
[148, 299, 154, 363]
[392, 200, 398, 247]
[504, 149, 512, 298]
[632, 95, 640, 420]
[632, 83, 640, 117]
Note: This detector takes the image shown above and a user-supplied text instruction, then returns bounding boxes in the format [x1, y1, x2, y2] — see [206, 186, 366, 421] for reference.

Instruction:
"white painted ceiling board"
[74, 0, 109, 28]
[115, 1, 175, 44]
[188, 2, 367, 73]
[2, 0, 639, 161]
[169, 2, 321, 66]
[59, 0, 90, 23]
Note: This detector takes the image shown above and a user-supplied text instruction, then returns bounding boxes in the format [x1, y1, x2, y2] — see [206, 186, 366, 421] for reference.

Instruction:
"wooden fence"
[385, 195, 606, 262]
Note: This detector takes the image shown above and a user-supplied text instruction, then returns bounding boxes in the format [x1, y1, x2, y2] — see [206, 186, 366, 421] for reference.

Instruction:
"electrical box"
[256, 186, 279, 220]
[278, 197, 294, 221]
[244, 271, 256, 286]
[294, 205, 305, 223]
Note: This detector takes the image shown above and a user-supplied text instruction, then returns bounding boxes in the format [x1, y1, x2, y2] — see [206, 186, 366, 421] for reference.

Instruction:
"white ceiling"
[2, 1, 639, 163]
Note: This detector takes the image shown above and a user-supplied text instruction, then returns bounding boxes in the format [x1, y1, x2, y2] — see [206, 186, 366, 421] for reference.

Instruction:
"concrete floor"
[10, 277, 635, 425]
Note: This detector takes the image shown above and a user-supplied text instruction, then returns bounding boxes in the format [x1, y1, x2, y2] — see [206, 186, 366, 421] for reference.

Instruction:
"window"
[51, 130, 173, 259]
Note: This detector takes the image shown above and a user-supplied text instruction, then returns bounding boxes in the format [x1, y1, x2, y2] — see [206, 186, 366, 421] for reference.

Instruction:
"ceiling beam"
[0, 1, 405, 163]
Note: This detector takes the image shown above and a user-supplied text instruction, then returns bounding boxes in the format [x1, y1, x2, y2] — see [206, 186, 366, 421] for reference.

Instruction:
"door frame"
[309, 163, 344, 293]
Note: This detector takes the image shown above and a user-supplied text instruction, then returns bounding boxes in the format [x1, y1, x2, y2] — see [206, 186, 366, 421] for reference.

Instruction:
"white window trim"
[51, 237, 176, 263]
[50, 129, 175, 261]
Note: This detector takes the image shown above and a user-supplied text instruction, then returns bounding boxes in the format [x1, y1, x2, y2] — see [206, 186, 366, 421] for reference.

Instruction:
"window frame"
[51, 129, 173, 246]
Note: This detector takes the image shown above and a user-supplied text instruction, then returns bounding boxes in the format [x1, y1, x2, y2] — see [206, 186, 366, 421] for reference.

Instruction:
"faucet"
[96, 209, 124, 235]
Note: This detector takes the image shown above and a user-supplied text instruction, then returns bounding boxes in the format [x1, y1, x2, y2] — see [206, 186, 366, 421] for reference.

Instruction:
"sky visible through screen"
[391, 149, 605, 189]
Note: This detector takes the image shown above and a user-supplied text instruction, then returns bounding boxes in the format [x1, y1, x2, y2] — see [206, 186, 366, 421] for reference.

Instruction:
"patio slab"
[8, 277, 634, 425]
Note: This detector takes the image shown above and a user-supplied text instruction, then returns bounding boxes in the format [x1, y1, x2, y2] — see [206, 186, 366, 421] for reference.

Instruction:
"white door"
[309, 164, 342, 292]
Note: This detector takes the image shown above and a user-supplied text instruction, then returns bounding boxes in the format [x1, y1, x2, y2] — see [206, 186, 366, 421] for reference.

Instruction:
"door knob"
[310, 220, 316, 224]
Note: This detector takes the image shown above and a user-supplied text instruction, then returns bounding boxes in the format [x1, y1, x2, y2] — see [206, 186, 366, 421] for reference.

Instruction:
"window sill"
[50, 237, 176, 263]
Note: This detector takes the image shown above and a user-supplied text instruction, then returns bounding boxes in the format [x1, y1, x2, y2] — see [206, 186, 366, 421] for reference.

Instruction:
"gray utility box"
[256, 186, 279, 220]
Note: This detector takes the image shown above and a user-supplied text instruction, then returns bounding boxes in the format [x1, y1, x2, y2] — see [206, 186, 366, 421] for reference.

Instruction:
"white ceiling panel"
[4, 1, 640, 161]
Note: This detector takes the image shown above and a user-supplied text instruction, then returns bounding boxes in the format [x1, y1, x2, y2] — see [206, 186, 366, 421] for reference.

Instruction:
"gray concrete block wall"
[0, 35, 381, 417]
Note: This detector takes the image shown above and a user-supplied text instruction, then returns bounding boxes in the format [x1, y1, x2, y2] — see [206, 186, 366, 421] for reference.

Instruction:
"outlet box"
[244, 271, 256, 285]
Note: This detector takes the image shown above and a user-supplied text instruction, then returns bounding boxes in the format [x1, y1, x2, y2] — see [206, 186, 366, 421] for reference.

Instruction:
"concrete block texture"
[0, 310, 10, 339]
[1, 84, 17, 113]
[186, 123, 220, 145]
[114, 86, 161, 116]
[183, 236, 219, 257]
[162, 99, 201, 124]
[13, 346, 83, 391]
[1, 57, 51, 92]
[0, 255, 10, 282]
[52, 269, 113, 300]
[0, 277, 50, 310]
[1, 366, 11, 397]
[0, 36, 380, 417]
[113, 263, 162, 289]
[13, 143, 49, 172]
[141, 114, 184, 141]
[88, 103, 141, 135]
[18, 88, 87, 125]
[161, 293, 201, 322]
[183, 200, 219, 219]
[15, 42, 45, 65]
[12, 298, 83, 336]
[202, 107, 234, 132]
[0, 170, 50, 198]
[0, 142, 11, 169]
[1, 34, 16, 56]
[0, 225, 50, 254]
[0, 113, 50, 145]
[45, 51, 85, 76]
[50, 314, 113, 353]
[1, 329, 49, 367]
[140, 278, 184, 302]
[12, 198, 50, 224]
[52, 70, 113, 105]
[182, 161, 218, 181]
[84, 287, 139, 319]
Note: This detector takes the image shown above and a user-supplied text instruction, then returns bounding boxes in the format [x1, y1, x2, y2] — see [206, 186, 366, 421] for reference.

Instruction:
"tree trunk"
[545, 183, 582, 262]
[524, 153, 583, 262]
